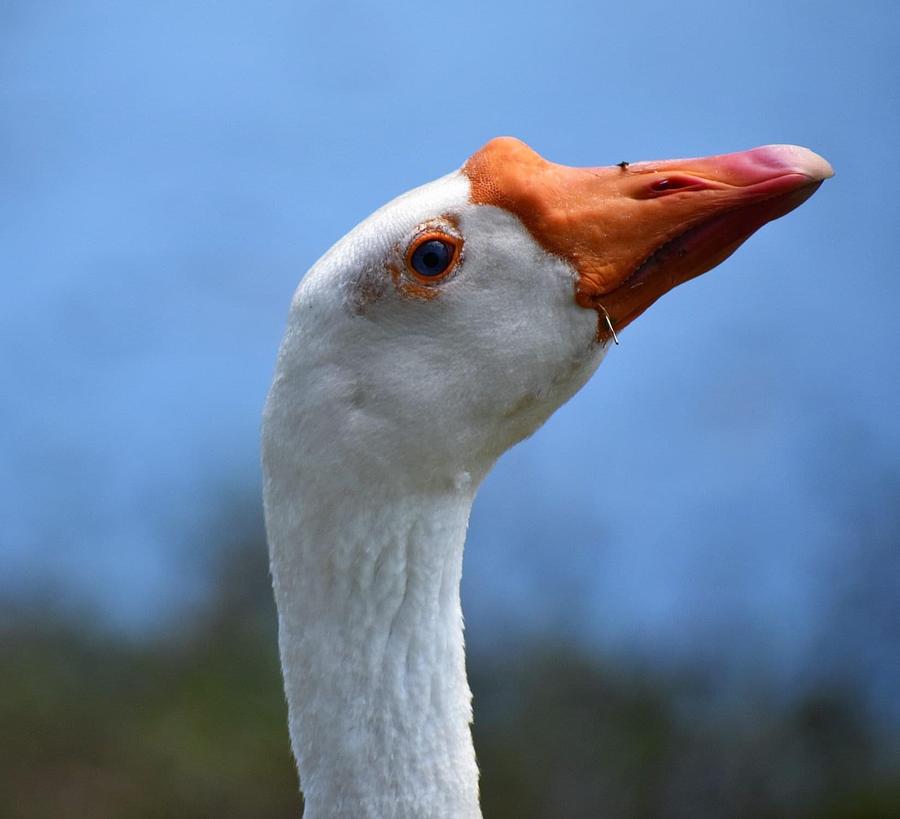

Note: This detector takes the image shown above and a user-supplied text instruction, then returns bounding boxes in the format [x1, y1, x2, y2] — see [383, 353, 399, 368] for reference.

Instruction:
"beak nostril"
[651, 177, 691, 193]
[642, 175, 708, 198]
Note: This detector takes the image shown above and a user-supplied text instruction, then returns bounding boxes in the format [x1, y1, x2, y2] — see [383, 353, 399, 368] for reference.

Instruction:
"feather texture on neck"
[264, 416, 481, 817]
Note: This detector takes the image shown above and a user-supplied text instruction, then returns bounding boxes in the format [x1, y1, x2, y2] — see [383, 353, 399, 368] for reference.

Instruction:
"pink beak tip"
[750, 144, 835, 182]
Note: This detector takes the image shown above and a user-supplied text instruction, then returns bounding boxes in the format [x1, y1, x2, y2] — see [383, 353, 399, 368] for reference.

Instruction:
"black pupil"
[411, 239, 452, 277]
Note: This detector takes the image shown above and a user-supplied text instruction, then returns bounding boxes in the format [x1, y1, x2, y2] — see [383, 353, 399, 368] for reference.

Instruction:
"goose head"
[270, 137, 831, 491]
[264, 137, 831, 816]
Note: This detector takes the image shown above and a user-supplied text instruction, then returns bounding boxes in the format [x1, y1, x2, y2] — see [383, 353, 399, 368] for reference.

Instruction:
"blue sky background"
[2, 1, 898, 696]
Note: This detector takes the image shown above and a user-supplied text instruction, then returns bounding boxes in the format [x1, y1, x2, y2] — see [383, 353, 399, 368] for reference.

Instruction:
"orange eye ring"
[404, 231, 463, 284]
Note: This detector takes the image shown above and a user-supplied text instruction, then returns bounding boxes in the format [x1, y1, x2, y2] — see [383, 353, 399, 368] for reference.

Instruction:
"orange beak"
[464, 137, 833, 340]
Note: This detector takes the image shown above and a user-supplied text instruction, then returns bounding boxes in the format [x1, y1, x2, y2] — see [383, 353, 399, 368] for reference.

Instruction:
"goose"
[262, 136, 832, 818]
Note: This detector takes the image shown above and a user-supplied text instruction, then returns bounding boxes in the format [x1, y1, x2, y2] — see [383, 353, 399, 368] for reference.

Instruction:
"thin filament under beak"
[598, 303, 620, 345]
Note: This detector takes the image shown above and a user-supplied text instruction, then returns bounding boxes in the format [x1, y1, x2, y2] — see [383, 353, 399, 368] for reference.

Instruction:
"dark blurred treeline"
[3, 519, 898, 819]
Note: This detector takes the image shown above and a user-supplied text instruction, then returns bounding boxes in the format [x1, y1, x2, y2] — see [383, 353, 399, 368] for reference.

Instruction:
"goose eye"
[411, 239, 453, 277]
[405, 232, 461, 283]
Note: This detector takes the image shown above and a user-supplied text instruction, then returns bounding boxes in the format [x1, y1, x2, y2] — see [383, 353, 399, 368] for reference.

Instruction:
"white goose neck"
[265, 468, 481, 819]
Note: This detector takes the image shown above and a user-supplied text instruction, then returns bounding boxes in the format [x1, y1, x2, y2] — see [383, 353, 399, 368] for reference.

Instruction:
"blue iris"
[411, 239, 453, 277]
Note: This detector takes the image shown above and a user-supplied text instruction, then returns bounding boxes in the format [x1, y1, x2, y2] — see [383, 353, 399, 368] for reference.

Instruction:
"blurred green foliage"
[474, 652, 900, 818]
[2, 529, 898, 819]
[1, 539, 299, 819]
